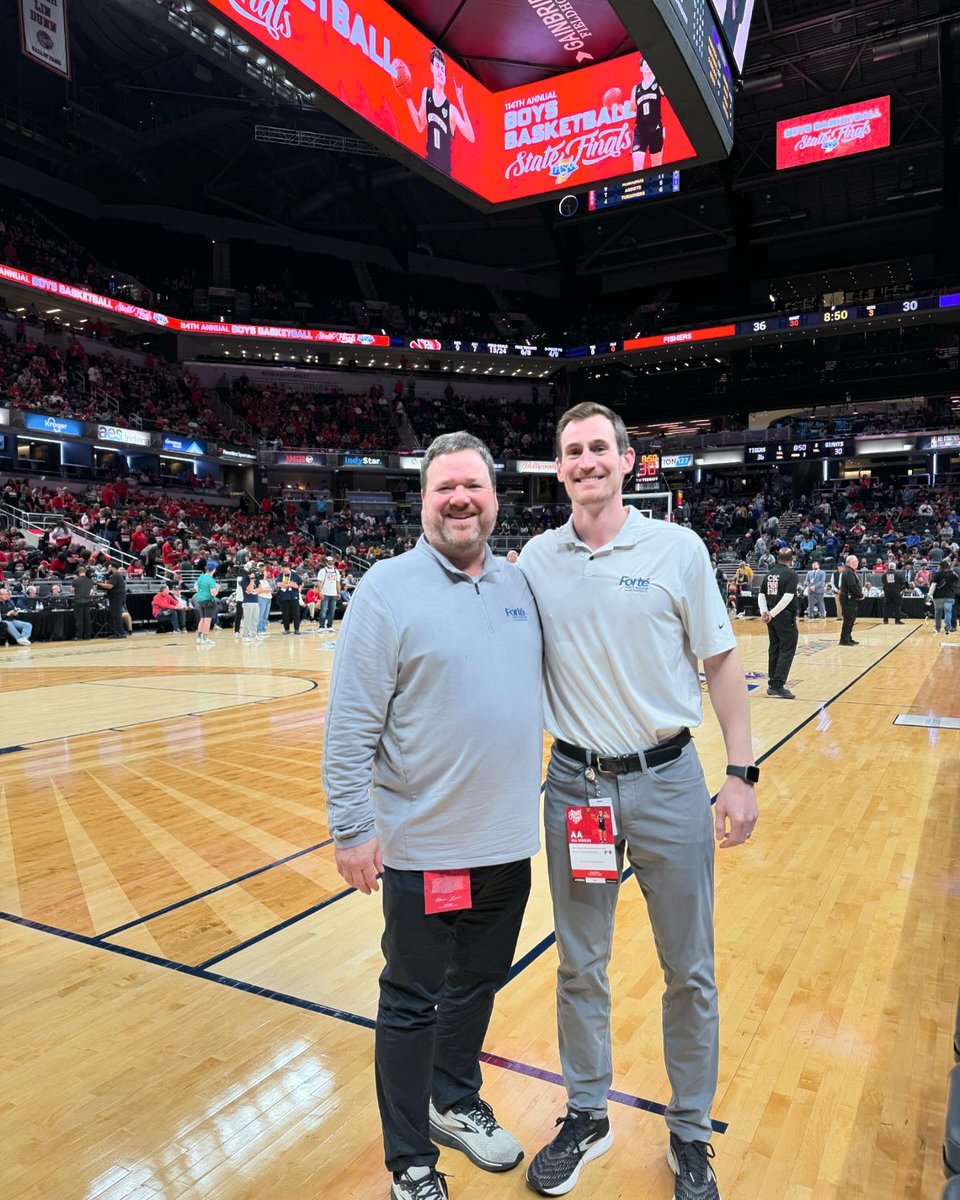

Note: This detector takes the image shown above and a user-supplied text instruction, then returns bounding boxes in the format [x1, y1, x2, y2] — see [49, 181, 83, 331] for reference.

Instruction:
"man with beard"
[323, 432, 543, 1200]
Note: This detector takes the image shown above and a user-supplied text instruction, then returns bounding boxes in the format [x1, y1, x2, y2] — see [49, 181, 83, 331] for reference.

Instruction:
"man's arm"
[322, 578, 399, 894]
[702, 646, 758, 849]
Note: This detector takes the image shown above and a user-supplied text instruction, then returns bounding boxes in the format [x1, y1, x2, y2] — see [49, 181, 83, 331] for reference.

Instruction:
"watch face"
[744, 765, 761, 783]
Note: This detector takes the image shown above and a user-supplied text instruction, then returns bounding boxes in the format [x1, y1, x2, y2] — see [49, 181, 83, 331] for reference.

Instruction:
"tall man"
[838, 554, 863, 646]
[519, 403, 758, 1200]
[276, 560, 303, 635]
[323, 432, 543, 1200]
[758, 547, 800, 699]
[805, 561, 826, 619]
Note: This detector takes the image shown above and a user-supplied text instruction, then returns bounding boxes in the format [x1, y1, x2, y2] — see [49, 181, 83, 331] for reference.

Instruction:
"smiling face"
[556, 414, 635, 516]
[431, 52, 446, 89]
[421, 449, 497, 568]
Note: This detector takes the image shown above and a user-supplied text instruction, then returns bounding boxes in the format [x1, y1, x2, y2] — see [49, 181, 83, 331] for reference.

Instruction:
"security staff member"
[758, 547, 800, 699]
[881, 563, 906, 625]
[72, 567, 95, 640]
[838, 554, 863, 645]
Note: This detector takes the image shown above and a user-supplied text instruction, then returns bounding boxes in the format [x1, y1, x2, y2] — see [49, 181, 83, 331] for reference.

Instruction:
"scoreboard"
[745, 439, 853, 463]
[588, 171, 681, 211]
[736, 296, 940, 336]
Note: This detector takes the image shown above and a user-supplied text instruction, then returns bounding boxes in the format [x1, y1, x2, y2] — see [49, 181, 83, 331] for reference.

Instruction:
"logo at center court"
[618, 575, 651, 593]
[505, 606, 528, 621]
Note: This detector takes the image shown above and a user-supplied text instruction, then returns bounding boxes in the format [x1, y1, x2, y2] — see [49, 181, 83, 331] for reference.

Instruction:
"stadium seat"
[946, 1065, 960, 1177]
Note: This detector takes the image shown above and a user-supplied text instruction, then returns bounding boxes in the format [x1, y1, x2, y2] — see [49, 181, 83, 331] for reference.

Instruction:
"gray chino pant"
[544, 739, 718, 1143]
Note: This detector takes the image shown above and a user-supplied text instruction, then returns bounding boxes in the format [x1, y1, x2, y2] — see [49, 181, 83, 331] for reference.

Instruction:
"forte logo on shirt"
[504, 606, 529, 621]
[618, 575, 651, 593]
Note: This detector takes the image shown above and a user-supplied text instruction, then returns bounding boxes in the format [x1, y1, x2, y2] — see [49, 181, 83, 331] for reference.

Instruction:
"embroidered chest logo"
[505, 606, 528, 621]
[618, 575, 651, 593]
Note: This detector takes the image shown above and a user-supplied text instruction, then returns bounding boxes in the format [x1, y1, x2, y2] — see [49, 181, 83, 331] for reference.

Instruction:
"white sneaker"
[17, 637, 31, 645]
[429, 1097, 523, 1172]
[390, 1166, 448, 1200]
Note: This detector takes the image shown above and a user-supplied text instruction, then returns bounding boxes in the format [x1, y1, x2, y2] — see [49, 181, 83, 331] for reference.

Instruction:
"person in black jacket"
[98, 564, 127, 638]
[929, 560, 958, 635]
[881, 563, 906, 625]
[72, 567, 96, 640]
[838, 555, 863, 645]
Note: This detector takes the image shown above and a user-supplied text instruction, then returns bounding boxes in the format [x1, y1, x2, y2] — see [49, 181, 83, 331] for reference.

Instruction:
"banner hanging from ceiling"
[18, 0, 71, 79]
[776, 96, 891, 171]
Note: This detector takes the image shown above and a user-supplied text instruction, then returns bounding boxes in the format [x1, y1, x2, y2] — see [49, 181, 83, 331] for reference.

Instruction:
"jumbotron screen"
[204, 0, 733, 209]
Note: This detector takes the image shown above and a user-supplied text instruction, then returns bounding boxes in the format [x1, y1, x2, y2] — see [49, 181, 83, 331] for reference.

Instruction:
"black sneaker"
[766, 685, 796, 699]
[525, 1110, 613, 1195]
[390, 1166, 448, 1200]
[667, 1134, 720, 1200]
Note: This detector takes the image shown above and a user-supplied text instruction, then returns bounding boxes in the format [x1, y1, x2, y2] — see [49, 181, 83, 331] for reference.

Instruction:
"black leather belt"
[554, 728, 691, 775]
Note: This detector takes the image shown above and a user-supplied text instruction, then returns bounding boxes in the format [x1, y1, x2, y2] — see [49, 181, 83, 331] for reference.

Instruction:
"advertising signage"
[162, 435, 208, 456]
[776, 96, 891, 171]
[342, 453, 387, 467]
[24, 411, 84, 438]
[276, 452, 327, 466]
[661, 452, 694, 469]
[220, 444, 259, 462]
[203, 0, 696, 207]
[516, 459, 557, 474]
[96, 425, 153, 448]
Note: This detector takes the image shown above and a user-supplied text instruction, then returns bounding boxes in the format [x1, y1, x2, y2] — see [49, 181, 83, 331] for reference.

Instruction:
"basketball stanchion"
[945, 1064, 960, 1178]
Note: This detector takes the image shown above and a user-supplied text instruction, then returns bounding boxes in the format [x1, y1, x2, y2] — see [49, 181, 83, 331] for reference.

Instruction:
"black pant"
[279, 597, 301, 632]
[882, 592, 902, 623]
[108, 603, 125, 637]
[74, 602, 92, 640]
[376, 859, 531, 1174]
[840, 600, 859, 643]
[767, 615, 798, 688]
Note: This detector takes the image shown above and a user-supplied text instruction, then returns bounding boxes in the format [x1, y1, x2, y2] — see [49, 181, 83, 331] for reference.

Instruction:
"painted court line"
[95, 836, 336, 941]
[0, 909, 693, 1122]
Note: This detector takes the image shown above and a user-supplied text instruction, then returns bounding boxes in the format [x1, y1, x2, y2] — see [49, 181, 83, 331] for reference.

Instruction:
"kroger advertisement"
[203, 0, 695, 203]
[776, 96, 891, 171]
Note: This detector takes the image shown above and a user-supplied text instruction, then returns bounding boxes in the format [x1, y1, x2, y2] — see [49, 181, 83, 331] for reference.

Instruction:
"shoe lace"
[548, 1112, 592, 1155]
[405, 1169, 449, 1199]
[673, 1138, 715, 1186]
[453, 1097, 499, 1135]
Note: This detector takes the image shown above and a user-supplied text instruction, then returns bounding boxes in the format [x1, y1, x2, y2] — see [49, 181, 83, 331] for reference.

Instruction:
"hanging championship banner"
[19, 0, 71, 79]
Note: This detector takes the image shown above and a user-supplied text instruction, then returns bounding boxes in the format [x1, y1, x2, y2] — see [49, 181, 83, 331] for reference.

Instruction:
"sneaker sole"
[666, 1145, 722, 1200]
[524, 1130, 614, 1195]
[429, 1121, 523, 1172]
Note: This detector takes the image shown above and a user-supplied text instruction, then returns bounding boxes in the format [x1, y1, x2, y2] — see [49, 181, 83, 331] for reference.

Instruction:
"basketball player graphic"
[632, 53, 665, 171]
[394, 47, 475, 176]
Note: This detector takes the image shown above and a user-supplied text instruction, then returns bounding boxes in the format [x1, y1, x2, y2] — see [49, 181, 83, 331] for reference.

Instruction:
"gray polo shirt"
[518, 508, 737, 754]
[322, 536, 543, 871]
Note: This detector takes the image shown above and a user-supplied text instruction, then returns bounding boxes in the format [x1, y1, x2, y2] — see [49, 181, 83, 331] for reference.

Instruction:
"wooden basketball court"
[2, 616, 958, 1200]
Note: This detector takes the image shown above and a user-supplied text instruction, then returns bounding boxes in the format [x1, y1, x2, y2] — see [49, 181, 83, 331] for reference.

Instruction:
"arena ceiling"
[0, 0, 957, 299]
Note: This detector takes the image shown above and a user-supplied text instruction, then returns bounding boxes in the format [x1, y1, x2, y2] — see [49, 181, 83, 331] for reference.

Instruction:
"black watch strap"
[726, 764, 760, 784]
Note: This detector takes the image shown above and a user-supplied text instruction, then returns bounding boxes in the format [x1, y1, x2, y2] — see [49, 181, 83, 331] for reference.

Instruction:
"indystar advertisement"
[776, 96, 890, 171]
[202, 0, 694, 203]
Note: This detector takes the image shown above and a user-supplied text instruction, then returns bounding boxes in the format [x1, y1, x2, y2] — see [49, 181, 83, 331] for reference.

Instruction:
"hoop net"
[622, 490, 674, 522]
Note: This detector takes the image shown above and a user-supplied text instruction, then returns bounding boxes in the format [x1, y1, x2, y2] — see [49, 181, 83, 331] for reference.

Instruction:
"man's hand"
[335, 838, 383, 894]
[761, 611, 771, 624]
[714, 778, 758, 849]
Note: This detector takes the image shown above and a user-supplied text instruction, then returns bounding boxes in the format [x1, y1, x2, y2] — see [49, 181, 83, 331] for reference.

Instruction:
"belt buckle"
[595, 755, 626, 776]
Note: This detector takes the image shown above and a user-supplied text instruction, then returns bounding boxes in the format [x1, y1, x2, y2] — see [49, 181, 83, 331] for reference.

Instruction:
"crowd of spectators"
[403, 384, 555, 459]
